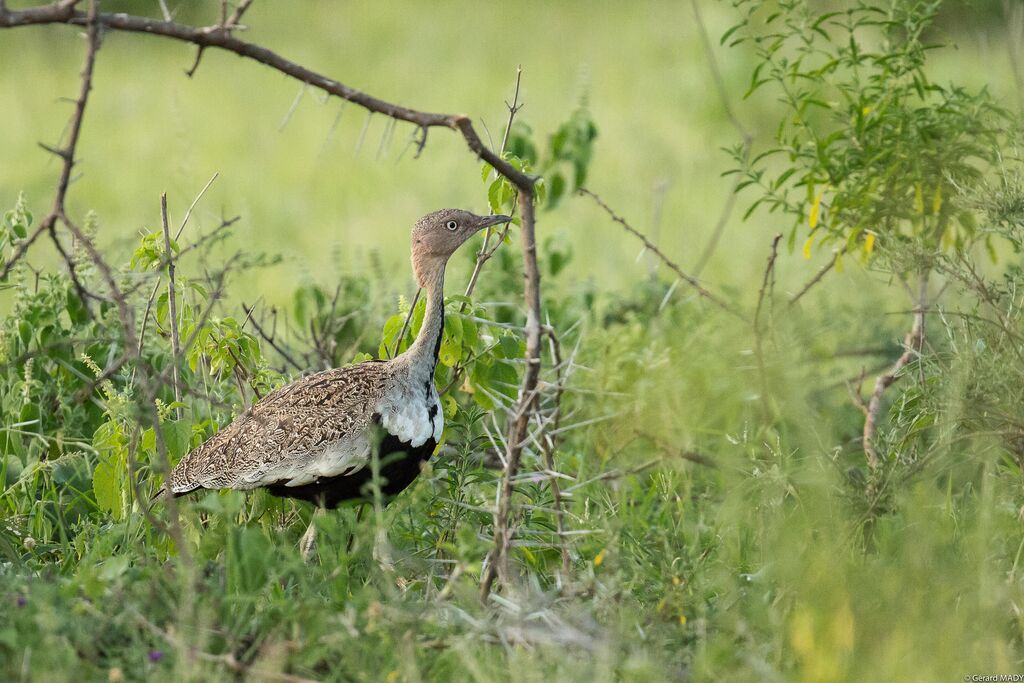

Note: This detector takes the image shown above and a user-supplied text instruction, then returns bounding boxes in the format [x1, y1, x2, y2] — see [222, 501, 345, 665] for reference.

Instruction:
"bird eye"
[445, 220, 458, 231]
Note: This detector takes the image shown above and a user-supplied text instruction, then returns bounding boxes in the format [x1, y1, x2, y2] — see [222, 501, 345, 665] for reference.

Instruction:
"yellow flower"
[808, 191, 823, 229]
[594, 549, 606, 567]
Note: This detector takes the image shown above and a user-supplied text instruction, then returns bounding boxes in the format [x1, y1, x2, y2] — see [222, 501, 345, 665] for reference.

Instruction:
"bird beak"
[477, 214, 512, 230]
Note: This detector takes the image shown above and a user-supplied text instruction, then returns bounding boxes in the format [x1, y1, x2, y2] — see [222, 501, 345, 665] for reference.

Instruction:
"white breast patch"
[378, 374, 442, 448]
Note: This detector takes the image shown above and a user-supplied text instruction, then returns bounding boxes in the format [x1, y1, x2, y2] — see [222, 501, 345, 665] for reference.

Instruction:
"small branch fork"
[853, 275, 928, 469]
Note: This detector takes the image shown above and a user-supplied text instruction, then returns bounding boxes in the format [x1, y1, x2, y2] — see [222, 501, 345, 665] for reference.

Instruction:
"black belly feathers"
[266, 433, 436, 509]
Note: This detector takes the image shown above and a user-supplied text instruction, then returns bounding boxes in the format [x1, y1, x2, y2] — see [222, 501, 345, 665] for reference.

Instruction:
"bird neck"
[404, 263, 446, 372]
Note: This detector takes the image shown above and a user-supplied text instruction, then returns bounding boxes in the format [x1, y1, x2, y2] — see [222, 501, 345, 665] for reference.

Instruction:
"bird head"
[410, 209, 512, 287]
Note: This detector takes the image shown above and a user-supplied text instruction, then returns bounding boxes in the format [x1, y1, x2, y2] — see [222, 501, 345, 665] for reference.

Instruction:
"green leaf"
[92, 460, 119, 518]
[162, 418, 193, 461]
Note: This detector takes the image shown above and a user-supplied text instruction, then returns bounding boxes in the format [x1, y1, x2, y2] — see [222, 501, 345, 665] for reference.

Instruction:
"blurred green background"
[3, 1, 1024, 680]
[1, 0, 1011, 307]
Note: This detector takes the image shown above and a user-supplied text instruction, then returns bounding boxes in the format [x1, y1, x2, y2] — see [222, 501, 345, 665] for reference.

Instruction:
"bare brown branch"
[862, 276, 927, 469]
[481, 188, 540, 600]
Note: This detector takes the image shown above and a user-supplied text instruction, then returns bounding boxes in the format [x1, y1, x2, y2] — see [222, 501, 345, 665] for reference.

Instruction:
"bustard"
[166, 209, 511, 552]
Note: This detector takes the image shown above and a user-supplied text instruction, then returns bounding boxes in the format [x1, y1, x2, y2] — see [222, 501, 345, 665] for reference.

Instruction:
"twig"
[243, 302, 305, 372]
[0, 3, 533, 191]
[175, 172, 219, 239]
[464, 65, 524, 301]
[752, 233, 782, 421]
[690, 0, 752, 277]
[132, 608, 316, 683]
[388, 288, 420, 359]
[480, 187, 540, 600]
[161, 192, 183, 418]
[0, 0, 99, 282]
[578, 187, 745, 320]
[754, 233, 782, 331]
[788, 246, 847, 306]
[440, 67, 524, 388]
[226, 0, 254, 28]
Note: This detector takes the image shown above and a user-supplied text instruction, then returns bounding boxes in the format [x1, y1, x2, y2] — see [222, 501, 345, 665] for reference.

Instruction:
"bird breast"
[378, 369, 443, 448]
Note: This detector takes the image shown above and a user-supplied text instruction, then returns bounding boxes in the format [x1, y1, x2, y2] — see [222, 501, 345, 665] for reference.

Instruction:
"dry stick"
[480, 188, 540, 601]
[463, 65, 523, 301]
[578, 187, 746, 321]
[754, 234, 783, 331]
[226, 0, 255, 29]
[861, 275, 927, 469]
[387, 288, 420, 359]
[689, 0, 753, 277]
[161, 193, 183, 418]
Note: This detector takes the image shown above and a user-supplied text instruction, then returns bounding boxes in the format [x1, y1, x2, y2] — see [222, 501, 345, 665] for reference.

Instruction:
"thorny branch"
[440, 66, 525, 391]
[0, 2, 533, 191]
[0, 0, 100, 286]
[578, 188, 745, 320]
[539, 326, 571, 577]
[464, 65, 524, 300]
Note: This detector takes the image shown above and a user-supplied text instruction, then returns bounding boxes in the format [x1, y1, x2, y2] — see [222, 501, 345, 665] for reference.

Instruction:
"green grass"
[3, 1, 1024, 681]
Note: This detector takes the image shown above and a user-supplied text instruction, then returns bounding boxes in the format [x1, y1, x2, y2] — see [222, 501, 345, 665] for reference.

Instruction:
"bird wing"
[169, 361, 389, 494]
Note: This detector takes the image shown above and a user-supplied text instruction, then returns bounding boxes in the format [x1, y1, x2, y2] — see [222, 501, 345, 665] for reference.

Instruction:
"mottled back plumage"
[170, 361, 389, 494]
